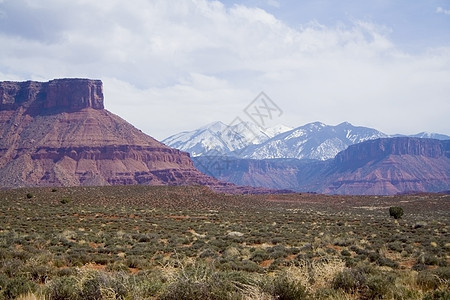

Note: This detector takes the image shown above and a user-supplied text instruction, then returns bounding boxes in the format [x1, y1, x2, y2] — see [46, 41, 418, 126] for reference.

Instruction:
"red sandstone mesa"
[0, 79, 224, 188]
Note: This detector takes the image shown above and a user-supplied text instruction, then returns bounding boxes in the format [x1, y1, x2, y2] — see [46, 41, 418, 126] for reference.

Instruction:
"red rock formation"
[0, 79, 228, 189]
[334, 137, 446, 170]
[195, 138, 450, 195]
[321, 138, 450, 194]
[0, 79, 104, 113]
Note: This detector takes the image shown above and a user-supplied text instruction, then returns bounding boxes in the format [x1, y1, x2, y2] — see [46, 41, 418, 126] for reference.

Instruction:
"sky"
[0, 0, 449, 140]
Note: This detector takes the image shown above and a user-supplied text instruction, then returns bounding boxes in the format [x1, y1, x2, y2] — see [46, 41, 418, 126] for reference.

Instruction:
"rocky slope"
[194, 137, 450, 195]
[193, 156, 321, 191]
[167, 121, 449, 161]
[0, 79, 227, 189]
[240, 122, 388, 160]
[319, 137, 450, 195]
[163, 121, 292, 157]
[165, 121, 388, 160]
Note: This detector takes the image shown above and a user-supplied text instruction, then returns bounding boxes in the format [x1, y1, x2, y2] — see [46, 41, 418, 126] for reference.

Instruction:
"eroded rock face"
[320, 138, 450, 194]
[0, 79, 104, 113]
[0, 79, 226, 189]
[194, 138, 450, 195]
[334, 137, 446, 171]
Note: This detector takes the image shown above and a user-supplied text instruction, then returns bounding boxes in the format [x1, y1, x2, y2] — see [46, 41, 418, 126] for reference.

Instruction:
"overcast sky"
[1, 0, 449, 140]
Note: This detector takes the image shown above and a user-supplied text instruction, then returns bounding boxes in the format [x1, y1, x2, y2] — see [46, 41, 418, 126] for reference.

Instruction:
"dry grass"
[0, 186, 448, 299]
[16, 293, 43, 300]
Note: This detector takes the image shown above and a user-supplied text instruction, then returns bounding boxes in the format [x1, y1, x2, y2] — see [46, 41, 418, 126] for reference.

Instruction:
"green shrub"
[26, 193, 33, 199]
[106, 262, 130, 273]
[272, 275, 308, 300]
[161, 280, 212, 300]
[161, 263, 250, 300]
[199, 248, 218, 259]
[268, 245, 288, 259]
[28, 264, 53, 284]
[387, 241, 404, 252]
[368, 251, 399, 268]
[423, 289, 450, 300]
[250, 248, 269, 263]
[46, 276, 80, 300]
[133, 271, 166, 298]
[389, 206, 404, 219]
[126, 257, 148, 269]
[423, 254, 439, 266]
[332, 268, 367, 293]
[314, 288, 346, 300]
[3, 258, 23, 277]
[417, 267, 450, 290]
[60, 197, 71, 204]
[0, 273, 9, 294]
[363, 274, 395, 299]
[3, 277, 37, 299]
[56, 268, 77, 277]
[80, 275, 103, 300]
[0, 248, 9, 260]
[233, 260, 262, 273]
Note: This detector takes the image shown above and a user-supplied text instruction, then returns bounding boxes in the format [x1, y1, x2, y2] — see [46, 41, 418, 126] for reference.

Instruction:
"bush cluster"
[389, 206, 404, 219]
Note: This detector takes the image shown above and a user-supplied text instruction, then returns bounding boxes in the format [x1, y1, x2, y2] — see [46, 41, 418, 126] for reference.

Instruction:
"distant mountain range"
[3, 79, 448, 195]
[163, 121, 293, 157]
[163, 121, 449, 161]
[165, 121, 450, 195]
[193, 137, 450, 195]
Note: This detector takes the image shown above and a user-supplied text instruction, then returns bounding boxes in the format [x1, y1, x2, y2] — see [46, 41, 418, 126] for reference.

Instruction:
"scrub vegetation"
[0, 186, 448, 299]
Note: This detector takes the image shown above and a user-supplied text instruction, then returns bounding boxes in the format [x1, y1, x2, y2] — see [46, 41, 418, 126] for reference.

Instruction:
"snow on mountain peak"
[240, 122, 388, 160]
[162, 120, 292, 157]
[163, 121, 447, 161]
[265, 124, 293, 138]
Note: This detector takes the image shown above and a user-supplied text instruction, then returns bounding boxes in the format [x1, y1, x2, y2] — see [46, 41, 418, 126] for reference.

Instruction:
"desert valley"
[0, 79, 448, 299]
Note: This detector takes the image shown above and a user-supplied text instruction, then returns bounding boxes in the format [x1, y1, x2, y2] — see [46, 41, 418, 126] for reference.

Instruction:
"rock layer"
[195, 138, 450, 195]
[321, 138, 450, 194]
[0, 79, 104, 113]
[0, 79, 225, 189]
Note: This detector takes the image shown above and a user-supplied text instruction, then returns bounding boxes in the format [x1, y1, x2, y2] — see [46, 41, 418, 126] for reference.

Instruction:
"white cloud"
[0, 0, 449, 139]
[436, 6, 450, 15]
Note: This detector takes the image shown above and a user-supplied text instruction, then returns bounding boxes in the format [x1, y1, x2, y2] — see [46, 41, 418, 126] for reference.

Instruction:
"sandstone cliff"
[0, 79, 224, 189]
[320, 138, 450, 194]
[194, 138, 450, 195]
[0, 79, 104, 113]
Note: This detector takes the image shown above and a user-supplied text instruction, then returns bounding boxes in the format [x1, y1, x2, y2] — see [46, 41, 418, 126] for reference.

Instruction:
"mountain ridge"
[193, 137, 450, 195]
[165, 121, 449, 161]
[163, 121, 292, 157]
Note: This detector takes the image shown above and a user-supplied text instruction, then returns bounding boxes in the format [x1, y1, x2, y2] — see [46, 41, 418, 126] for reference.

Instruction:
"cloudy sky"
[1, 0, 449, 140]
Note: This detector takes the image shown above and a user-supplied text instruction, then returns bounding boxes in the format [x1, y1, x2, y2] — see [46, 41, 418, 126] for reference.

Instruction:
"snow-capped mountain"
[162, 121, 292, 157]
[239, 122, 388, 160]
[164, 120, 449, 161]
[193, 137, 450, 195]
[408, 132, 450, 140]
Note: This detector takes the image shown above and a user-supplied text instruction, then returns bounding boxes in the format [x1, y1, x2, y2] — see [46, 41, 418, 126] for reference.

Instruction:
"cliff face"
[334, 137, 446, 171]
[320, 138, 450, 195]
[194, 138, 450, 195]
[0, 79, 223, 189]
[0, 79, 104, 113]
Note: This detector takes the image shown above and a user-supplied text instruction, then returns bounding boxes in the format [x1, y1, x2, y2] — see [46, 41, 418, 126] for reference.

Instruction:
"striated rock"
[0, 78, 104, 113]
[193, 156, 316, 191]
[319, 138, 450, 194]
[195, 137, 450, 195]
[334, 137, 446, 171]
[0, 79, 258, 192]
